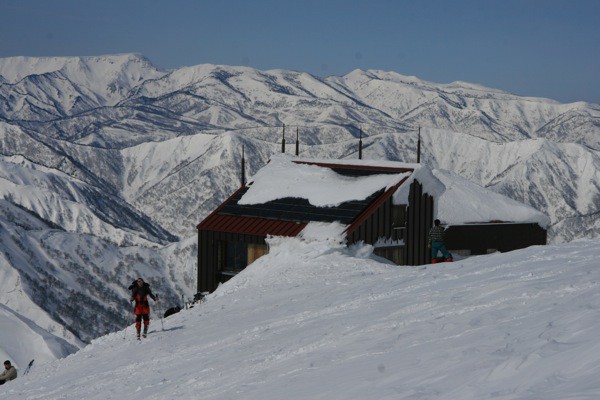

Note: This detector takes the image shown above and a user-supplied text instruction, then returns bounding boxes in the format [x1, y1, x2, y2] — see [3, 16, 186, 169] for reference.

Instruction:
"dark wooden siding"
[197, 229, 217, 293]
[197, 229, 268, 292]
[444, 223, 547, 255]
[346, 196, 405, 245]
[345, 177, 409, 246]
[406, 180, 434, 265]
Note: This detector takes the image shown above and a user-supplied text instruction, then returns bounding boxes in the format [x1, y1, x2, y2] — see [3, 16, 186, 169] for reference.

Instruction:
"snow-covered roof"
[392, 164, 550, 227]
[240, 155, 549, 228]
[239, 155, 411, 208]
[430, 169, 550, 227]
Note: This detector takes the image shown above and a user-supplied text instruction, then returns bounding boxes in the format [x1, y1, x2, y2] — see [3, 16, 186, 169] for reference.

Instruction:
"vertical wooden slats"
[197, 229, 218, 293]
[405, 180, 434, 265]
[424, 193, 434, 263]
[198, 177, 440, 291]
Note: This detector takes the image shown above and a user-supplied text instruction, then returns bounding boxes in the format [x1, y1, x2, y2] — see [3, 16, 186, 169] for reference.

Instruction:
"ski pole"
[123, 302, 134, 339]
[157, 297, 164, 330]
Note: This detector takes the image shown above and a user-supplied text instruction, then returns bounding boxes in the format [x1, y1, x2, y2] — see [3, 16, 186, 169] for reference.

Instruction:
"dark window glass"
[224, 241, 247, 272]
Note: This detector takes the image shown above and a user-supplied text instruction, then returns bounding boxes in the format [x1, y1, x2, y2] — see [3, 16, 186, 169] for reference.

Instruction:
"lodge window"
[217, 240, 247, 273]
[248, 243, 268, 264]
[218, 241, 268, 273]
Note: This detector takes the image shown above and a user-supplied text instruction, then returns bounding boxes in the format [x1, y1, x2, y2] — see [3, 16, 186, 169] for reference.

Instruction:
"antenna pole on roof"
[282, 123, 286, 154]
[241, 145, 246, 187]
[417, 126, 421, 164]
[295, 127, 299, 156]
[358, 127, 363, 160]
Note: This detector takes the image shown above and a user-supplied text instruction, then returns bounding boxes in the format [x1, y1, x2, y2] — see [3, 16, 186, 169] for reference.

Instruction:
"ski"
[23, 359, 34, 376]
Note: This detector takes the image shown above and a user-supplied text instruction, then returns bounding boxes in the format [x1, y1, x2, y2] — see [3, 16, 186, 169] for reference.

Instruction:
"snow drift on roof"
[239, 155, 410, 207]
[297, 221, 348, 245]
[432, 169, 550, 227]
[394, 166, 549, 227]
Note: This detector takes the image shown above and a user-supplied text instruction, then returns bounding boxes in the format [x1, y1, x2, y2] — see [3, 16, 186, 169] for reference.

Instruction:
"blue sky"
[1, 0, 598, 104]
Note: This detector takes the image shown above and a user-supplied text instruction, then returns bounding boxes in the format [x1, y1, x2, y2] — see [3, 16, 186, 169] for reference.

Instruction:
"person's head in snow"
[0, 360, 17, 384]
[128, 278, 159, 339]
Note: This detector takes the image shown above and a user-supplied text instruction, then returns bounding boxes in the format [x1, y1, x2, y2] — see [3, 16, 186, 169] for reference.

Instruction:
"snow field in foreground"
[2, 236, 600, 400]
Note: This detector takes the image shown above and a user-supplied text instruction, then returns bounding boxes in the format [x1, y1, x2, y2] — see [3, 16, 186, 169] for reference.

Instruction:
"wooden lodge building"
[196, 156, 547, 293]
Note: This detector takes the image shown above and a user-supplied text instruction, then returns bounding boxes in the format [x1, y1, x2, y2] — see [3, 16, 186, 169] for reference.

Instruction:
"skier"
[128, 278, 159, 339]
[0, 360, 17, 384]
[428, 219, 453, 263]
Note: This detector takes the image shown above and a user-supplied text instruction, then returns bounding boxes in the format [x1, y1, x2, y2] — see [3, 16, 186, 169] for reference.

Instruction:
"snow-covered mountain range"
[0, 54, 598, 360]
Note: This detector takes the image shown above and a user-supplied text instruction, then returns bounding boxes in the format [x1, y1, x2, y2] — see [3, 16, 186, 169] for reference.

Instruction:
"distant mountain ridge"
[0, 54, 165, 106]
[0, 54, 598, 352]
[2, 54, 598, 148]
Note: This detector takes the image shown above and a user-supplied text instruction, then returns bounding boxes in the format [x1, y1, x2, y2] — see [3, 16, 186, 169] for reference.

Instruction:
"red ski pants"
[135, 314, 150, 331]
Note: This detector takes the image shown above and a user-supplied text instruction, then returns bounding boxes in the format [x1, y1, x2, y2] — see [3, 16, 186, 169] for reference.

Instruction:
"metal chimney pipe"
[417, 126, 421, 163]
[358, 127, 363, 160]
[241, 146, 246, 187]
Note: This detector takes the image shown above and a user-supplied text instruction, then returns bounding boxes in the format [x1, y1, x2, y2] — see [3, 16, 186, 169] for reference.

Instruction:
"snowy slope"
[0, 231, 84, 352]
[0, 201, 195, 344]
[2, 230, 599, 399]
[0, 304, 77, 369]
[0, 54, 599, 360]
[0, 122, 176, 246]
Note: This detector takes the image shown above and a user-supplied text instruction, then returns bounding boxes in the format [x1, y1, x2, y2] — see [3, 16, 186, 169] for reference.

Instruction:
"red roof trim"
[197, 186, 247, 230]
[198, 214, 306, 237]
[294, 160, 414, 174]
